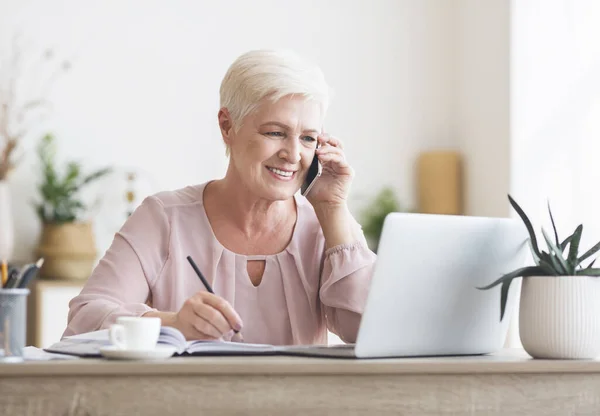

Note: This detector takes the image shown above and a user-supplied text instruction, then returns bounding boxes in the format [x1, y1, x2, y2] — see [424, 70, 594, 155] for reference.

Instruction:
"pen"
[186, 255, 239, 334]
[4, 267, 19, 289]
[17, 258, 44, 289]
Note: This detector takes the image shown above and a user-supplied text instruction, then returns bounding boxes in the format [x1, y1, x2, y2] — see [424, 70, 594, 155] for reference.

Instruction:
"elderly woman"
[63, 49, 376, 345]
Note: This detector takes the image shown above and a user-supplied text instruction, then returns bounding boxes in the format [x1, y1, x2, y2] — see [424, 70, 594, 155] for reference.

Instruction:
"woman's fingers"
[200, 293, 243, 332]
[317, 139, 350, 167]
[177, 305, 217, 340]
[191, 313, 223, 339]
[317, 144, 344, 158]
[177, 292, 243, 341]
[193, 302, 232, 336]
[318, 152, 351, 170]
[318, 134, 344, 149]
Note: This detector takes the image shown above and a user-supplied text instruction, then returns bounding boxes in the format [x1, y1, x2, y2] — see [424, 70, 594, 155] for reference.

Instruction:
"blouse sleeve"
[319, 237, 376, 343]
[62, 196, 170, 337]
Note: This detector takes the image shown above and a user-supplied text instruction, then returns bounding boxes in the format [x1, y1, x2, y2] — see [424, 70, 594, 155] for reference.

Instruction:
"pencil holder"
[0, 288, 30, 362]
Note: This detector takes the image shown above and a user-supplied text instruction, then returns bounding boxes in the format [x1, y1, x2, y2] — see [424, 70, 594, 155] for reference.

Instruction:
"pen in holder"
[3, 258, 44, 289]
[0, 288, 30, 362]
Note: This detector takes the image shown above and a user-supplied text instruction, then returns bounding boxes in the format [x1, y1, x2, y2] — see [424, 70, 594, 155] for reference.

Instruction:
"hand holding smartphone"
[300, 145, 322, 197]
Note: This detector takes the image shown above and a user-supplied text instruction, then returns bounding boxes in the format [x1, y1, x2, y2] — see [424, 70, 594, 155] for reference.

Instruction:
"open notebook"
[157, 326, 279, 356]
[44, 326, 356, 358]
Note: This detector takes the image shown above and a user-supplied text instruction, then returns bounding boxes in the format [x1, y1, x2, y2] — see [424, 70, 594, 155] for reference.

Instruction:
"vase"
[0, 180, 14, 261]
[416, 150, 463, 215]
[519, 275, 600, 359]
[36, 221, 97, 280]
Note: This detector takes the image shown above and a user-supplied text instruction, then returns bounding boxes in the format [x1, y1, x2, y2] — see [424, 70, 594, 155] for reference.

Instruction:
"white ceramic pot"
[519, 275, 600, 359]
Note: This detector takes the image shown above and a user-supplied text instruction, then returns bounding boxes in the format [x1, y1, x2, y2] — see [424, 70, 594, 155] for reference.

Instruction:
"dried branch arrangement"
[0, 34, 71, 180]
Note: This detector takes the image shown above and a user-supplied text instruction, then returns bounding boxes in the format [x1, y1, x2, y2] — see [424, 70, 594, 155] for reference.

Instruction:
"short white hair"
[219, 49, 331, 154]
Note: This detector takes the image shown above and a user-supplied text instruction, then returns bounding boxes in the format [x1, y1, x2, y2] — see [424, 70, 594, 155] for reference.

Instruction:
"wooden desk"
[1, 348, 599, 415]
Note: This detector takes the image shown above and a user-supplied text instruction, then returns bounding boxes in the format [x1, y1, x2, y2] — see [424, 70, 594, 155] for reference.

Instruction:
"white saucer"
[99, 345, 177, 360]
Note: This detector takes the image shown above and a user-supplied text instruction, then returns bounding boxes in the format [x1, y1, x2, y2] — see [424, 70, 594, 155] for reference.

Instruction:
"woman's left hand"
[305, 133, 354, 209]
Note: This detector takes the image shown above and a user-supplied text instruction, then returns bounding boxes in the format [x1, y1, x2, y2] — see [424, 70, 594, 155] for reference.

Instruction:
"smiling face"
[220, 95, 322, 201]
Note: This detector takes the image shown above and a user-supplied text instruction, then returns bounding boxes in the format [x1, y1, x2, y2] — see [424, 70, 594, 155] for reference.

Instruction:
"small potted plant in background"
[34, 133, 111, 280]
[478, 195, 600, 359]
[360, 187, 407, 252]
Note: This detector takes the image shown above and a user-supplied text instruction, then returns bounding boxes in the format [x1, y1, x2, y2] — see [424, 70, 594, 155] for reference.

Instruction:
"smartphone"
[301, 150, 322, 197]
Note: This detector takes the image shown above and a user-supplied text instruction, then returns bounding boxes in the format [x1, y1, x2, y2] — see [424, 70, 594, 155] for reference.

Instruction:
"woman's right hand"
[170, 291, 243, 340]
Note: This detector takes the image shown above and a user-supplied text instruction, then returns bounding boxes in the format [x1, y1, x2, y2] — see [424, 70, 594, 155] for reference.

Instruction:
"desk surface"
[3, 348, 600, 415]
[3, 348, 600, 377]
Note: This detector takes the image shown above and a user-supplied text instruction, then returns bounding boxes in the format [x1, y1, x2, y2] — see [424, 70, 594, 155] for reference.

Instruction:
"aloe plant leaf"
[577, 239, 600, 265]
[542, 228, 570, 274]
[508, 195, 541, 259]
[500, 279, 512, 321]
[540, 248, 567, 275]
[476, 266, 546, 290]
[528, 240, 541, 265]
[560, 235, 574, 251]
[586, 257, 598, 269]
[537, 251, 554, 272]
[578, 268, 600, 276]
[477, 266, 546, 321]
[537, 255, 559, 275]
[567, 224, 583, 268]
[547, 201, 560, 247]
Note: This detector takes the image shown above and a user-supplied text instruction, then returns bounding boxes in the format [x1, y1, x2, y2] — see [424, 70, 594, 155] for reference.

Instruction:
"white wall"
[454, 0, 511, 218]
[511, 0, 600, 247]
[0, 0, 457, 263]
[508, 0, 600, 348]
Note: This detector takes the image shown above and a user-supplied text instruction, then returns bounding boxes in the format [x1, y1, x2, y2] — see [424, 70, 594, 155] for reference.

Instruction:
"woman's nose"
[280, 140, 301, 164]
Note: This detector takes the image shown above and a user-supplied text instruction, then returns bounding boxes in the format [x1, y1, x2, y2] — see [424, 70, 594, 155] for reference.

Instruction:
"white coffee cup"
[109, 317, 161, 351]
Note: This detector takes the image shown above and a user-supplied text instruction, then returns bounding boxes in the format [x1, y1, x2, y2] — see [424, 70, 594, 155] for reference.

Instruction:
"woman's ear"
[218, 108, 234, 148]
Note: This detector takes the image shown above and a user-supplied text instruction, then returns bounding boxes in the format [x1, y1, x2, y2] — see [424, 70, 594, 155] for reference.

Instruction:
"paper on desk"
[42, 330, 111, 357]
[64, 329, 109, 341]
[23, 346, 80, 361]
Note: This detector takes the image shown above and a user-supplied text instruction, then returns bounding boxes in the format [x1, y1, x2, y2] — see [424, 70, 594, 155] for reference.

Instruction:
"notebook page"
[186, 340, 277, 355]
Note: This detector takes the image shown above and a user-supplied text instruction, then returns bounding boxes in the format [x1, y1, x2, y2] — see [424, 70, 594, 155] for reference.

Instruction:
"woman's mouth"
[266, 166, 296, 181]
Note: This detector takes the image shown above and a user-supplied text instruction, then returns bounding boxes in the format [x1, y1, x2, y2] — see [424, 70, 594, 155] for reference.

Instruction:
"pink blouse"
[63, 181, 376, 345]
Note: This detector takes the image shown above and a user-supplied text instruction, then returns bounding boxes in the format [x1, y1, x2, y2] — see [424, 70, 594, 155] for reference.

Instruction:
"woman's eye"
[266, 132, 284, 137]
[302, 136, 316, 142]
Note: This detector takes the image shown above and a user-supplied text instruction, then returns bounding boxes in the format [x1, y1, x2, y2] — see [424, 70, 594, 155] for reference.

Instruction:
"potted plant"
[478, 195, 600, 359]
[360, 187, 407, 252]
[34, 133, 111, 280]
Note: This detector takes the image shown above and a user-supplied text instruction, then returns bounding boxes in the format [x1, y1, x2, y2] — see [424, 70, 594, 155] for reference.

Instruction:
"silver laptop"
[285, 212, 528, 358]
